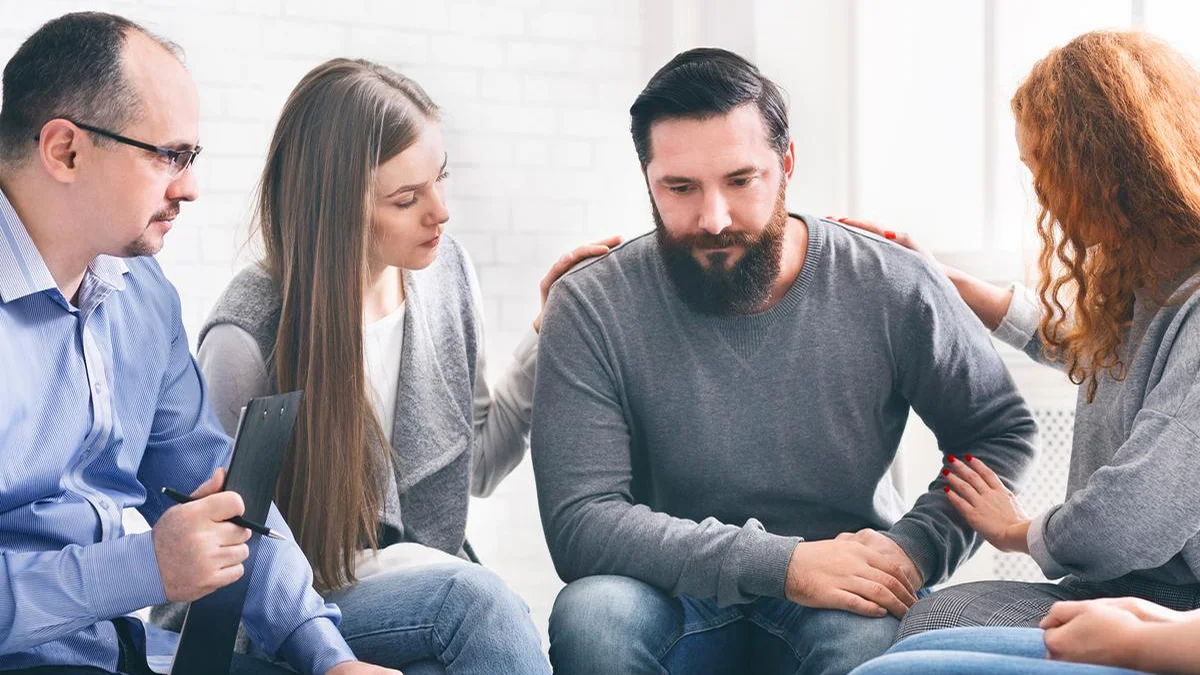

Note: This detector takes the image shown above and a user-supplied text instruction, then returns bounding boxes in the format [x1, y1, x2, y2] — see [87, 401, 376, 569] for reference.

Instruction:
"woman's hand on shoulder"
[534, 235, 623, 332]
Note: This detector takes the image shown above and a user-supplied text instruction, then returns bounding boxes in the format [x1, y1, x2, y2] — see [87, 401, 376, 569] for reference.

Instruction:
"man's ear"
[782, 139, 796, 183]
[36, 119, 84, 184]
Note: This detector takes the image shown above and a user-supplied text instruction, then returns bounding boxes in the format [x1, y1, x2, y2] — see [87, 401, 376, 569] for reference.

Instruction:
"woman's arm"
[196, 323, 271, 436]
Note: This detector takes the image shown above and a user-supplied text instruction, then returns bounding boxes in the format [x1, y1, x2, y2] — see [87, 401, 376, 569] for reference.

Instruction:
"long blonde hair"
[256, 58, 439, 590]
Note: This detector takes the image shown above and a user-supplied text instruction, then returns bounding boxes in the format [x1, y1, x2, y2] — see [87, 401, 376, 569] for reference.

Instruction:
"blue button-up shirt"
[0, 187, 354, 673]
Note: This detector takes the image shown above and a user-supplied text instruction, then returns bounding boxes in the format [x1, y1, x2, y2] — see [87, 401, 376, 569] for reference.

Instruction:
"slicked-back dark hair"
[0, 12, 181, 162]
[630, 47, 790, 167]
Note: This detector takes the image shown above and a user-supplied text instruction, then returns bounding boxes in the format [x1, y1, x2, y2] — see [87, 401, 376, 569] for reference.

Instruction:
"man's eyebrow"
[723, 166, 759, 178]
[161, 139, 199, 151]
[659, 175, 695, 184]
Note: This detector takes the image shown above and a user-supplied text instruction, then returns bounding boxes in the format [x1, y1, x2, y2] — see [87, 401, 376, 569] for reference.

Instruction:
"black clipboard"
[169, 390, 303, 675]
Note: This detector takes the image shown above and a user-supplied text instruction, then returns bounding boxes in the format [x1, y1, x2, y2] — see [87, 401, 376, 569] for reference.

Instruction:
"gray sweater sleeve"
[196, 323, 271, 436]
[883, 265, 1039, 586]
[993, 282, 1063, 370]
[531, 282, 800, 605]
[467, 256, 536, 499]
[1027, 307, 1200, 581]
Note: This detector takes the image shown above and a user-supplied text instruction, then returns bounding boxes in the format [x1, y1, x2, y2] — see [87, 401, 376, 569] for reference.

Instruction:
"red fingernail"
[965, 454, 975, 462]
[884, 231, 897, 240]
[944, 486, 951, 493]
[942, 468, 950, 477]
[948, 455, 957, 463]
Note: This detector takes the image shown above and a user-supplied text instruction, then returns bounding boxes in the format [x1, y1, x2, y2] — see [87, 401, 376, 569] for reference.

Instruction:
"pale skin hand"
[152, 467, 253, 603]
[836, 529, 925, 592]
[1042, 597, 1188, 627]
[942, 455, 1032, 553]
[1041, 600, 1151, 669]
[326, 662, 403, 675]
[533, 235, 623, 332]
[785, 538, 918, 619]
[831, 217, 1014, 331]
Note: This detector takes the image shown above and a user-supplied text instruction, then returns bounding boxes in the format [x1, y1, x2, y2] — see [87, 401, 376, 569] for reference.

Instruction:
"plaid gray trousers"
[896, 575, 1200, 642]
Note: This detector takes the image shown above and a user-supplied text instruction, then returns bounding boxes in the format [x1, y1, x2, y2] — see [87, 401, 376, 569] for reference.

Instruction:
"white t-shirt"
[363, 302, 406, 442]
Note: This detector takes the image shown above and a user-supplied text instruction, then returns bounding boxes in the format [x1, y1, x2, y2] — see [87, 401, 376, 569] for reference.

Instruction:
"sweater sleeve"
[196, 323, 271, 436]
[465, 253, 535, 498]
[531, 281, 800, 606]
[884, 265, 1039, 586]
[1027, 305, 1200, 581]
[993, 282, 1063, 370]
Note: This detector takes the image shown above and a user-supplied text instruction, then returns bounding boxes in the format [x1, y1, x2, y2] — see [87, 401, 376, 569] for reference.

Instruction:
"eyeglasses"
[34, 119, 202, 177]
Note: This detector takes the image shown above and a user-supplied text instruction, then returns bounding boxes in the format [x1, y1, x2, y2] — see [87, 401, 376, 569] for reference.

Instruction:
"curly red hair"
[1012, 30, 1200, 401]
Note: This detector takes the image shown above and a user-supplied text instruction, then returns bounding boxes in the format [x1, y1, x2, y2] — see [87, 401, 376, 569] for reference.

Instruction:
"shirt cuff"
[82, 531, 167, 619]
[736, 526, 802, 601]
[278, 616, 356, 675]
[1027, 508, 1070, 580]
[992, 282, 1041, 350]
[882, 519, 939, 587]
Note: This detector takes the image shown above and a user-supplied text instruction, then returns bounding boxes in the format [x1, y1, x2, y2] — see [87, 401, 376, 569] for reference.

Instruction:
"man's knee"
[549, 575, 677, 672]
[803, 608, 900, 673]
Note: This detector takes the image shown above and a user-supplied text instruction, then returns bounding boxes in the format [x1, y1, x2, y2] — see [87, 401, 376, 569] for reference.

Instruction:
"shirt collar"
[0, 186, 128, 304]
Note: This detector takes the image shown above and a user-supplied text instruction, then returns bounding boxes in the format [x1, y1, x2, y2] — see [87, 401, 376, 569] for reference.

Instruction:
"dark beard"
[655, 185, 788, 315]
[122, 232, 158, 257]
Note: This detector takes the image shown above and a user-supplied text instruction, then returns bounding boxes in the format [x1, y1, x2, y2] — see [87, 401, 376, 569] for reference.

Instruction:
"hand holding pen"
[151, 468, 283, 603]
[161, 486, 285, 541]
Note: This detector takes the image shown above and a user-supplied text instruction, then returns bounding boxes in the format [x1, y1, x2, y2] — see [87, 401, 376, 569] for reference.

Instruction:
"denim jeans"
[548, 575, 900, 675]
[324, 561, 551, 675]
[848, 627, 1149, 675]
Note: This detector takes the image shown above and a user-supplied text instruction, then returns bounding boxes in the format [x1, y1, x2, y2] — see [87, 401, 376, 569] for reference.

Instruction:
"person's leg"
[748, 597, 900, 675]
[660, 596, 752, 675]
[548, 574, 746, 675]
[896, 580, 1087, 641]
[4, 662, 120, 667]
[888, 626, 1048, 659]
[226, 653, 298, 674]
[390, 661, 444, 675]
[326, 562, 548, 675]
[849, 650, 1150, 675]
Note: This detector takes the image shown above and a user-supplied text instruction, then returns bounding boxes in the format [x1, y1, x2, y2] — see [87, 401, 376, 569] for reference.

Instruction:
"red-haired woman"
[846, 29, 1200, 674]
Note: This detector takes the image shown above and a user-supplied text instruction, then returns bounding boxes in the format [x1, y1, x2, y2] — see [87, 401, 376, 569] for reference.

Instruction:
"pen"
[161, 487, 285, 541]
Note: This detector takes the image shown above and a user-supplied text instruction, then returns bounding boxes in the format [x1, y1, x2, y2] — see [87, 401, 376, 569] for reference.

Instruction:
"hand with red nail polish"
[942, 454, 1032, 553]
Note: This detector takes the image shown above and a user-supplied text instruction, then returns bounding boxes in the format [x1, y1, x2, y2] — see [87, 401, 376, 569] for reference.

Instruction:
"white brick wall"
[0, 0, 654, 645]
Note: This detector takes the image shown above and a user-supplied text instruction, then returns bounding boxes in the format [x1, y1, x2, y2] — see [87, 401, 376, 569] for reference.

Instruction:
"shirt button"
[93, 383, 102, 394]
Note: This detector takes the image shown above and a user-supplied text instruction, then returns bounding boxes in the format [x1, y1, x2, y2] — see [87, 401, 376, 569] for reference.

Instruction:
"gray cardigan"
[998, 271, 1200, 584]
[197, 233, 536, 555]
[153, 235, 535, 645]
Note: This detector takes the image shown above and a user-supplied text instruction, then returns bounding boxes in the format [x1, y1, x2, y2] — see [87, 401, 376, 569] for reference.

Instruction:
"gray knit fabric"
[196, 234, 480, 556]
[532, 215, 1039, 605]
[1001, 268, 1200, 585]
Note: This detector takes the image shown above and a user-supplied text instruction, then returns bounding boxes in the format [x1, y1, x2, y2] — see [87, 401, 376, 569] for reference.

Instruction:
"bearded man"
[530, 47, 1038, 675]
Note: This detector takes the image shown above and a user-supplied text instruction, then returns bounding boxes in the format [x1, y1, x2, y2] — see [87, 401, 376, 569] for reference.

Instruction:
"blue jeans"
[848, 627, 1149, 675]
[549, 575, 899, 675]
[324, 562, 550, 675]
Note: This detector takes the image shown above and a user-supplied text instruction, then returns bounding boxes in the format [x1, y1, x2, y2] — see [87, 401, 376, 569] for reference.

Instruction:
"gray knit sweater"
[531, 216, 1039, 605]
[998, 270, 1200, 584]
